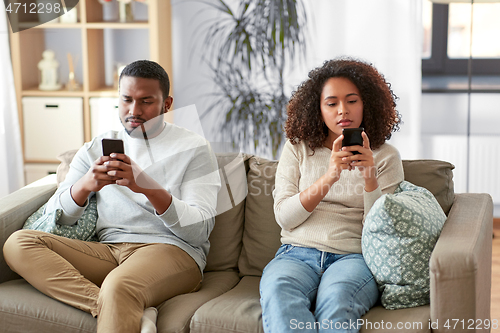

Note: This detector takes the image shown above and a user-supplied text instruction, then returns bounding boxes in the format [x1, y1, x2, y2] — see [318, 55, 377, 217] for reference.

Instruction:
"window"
[422, 0, 500, 75]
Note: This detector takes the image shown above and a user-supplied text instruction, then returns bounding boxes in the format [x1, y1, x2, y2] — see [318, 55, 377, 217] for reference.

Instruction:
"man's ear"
[164, 96, 173, 112]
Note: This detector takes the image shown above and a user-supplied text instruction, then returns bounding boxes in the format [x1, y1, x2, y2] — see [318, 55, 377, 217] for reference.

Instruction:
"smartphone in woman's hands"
[342, 128, 364, 155]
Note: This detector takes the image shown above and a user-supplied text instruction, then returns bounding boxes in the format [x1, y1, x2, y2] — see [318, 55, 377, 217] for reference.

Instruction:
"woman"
[259, 58, 404, 333]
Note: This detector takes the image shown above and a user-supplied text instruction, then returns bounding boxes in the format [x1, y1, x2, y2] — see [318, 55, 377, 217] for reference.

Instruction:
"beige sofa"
[0, 153, 493, 333]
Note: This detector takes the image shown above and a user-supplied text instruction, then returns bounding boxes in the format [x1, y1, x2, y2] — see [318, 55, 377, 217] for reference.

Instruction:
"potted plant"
[196, 0, 307, 158]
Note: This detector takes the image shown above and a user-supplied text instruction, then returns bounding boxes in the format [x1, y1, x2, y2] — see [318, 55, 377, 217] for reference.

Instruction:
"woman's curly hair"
[285, 58, 401, 153]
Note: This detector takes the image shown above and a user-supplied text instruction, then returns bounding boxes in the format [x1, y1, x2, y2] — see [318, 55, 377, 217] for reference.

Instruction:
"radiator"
[469, 136, 500, 205]
[426, 135, 500, 205]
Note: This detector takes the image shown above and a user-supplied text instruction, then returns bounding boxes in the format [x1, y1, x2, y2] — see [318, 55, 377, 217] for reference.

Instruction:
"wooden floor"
[493, 229, 500, 333]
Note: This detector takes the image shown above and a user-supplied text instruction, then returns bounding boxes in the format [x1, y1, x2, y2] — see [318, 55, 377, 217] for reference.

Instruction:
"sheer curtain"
[297, 0, 423, 159]
[0, 12, 24, 198]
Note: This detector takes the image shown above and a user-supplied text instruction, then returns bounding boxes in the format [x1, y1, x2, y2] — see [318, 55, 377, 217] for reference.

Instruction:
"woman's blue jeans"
[259, 245, 378, 333]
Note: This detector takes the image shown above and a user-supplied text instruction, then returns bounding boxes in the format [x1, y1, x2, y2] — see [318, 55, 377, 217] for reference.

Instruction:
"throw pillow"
[362, 180, 447, 310]
[56, 149, 78, 186]
[23, 195, 98, 241]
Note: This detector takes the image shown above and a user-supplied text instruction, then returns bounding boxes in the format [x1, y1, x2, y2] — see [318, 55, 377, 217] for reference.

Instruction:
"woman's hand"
[299, 135, 354, 212]
[325, 135, 355, 182]
[341, 131, 378, 192]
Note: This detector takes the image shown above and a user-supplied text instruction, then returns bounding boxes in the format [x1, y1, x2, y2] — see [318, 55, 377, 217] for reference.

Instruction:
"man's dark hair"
[119, 60, 170, 100]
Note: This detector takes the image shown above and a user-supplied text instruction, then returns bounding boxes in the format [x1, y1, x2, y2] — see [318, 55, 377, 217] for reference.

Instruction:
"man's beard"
[124, 106, 165, 138]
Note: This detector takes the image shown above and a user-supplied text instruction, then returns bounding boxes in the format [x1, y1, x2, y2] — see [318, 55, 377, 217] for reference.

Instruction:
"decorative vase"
[60, 5, 78, 23]
[119, 2, 133, 23]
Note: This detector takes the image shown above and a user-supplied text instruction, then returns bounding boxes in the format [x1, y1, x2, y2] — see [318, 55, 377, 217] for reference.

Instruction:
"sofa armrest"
[0, 175, 57, 284]
[429, 193, 493, 333]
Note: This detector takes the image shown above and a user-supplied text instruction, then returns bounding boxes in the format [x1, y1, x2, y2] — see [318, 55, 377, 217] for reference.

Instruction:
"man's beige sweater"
[273, 139, 404, 254]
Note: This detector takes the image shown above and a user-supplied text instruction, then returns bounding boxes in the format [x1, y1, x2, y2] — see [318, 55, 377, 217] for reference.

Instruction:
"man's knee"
[3, 230, 42, 267]
[99, 273, 143, 306]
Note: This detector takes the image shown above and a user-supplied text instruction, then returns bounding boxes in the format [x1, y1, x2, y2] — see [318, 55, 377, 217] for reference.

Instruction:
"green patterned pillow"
[23, 195, 98, 242]
[362, 181, 447, 310]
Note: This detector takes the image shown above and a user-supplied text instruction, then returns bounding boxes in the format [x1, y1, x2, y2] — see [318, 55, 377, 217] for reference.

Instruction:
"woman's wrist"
[324, 169, 340, 185]
[364, 177, 379, 192]
[299, 173, 336, 212]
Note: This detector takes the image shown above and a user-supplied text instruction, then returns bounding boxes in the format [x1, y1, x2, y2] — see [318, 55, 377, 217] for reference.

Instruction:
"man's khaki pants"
[3, 230, 202, 333]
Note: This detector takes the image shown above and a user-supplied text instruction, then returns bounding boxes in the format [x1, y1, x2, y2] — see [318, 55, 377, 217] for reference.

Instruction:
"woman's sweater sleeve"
[273, 141, 312, 231]
[363, 144, 404, 215]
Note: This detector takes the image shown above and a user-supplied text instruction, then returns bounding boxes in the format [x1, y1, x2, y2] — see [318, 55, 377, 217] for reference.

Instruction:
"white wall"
[171, 0, 221, 142]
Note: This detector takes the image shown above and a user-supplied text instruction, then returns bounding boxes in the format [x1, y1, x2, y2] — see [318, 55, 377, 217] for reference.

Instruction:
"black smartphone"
[342, 128, 364, 155]
[102, 138, 124, 157]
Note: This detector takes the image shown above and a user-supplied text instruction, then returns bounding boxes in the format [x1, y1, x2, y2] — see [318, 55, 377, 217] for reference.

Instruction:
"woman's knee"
[260, 258, 297, 296]
[260, 257, 318, 307]
[316, 278, 378, 322]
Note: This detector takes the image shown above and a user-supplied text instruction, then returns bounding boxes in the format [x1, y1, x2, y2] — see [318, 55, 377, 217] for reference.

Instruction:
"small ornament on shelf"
[66, 53, 81, 91]
[98, 0, 148, 23]
[60, 5, 78, 24]
[118, 0, 133, 23]
[38, 50, 62, 91]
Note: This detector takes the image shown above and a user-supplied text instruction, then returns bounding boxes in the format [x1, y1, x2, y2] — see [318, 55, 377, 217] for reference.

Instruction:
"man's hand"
[70, 156, 121, 206]
[105, 153, 172, 214]
[104, 153, 162, 193]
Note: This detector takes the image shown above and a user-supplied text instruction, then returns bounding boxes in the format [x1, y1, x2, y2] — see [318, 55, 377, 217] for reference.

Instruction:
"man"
[3, 60, 220, 333]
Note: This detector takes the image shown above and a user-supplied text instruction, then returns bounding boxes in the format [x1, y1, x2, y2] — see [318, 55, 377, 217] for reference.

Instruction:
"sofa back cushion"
[56, 149, 78, 186]
[401, 160, 454, 215]
[205, 153, 251, 272]
[238, 156, 282, 277]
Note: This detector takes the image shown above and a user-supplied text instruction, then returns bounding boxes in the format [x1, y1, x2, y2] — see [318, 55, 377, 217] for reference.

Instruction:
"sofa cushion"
[402, 160, 454, 214]
[205, 153, 250, 272]
[0, 279, 96, 333]
[360, 305, 430, 333]
[0, 273, 241, 333]
[157, 271, 240, 333]
[189, 276, 431, 333]
[190, 276, 263, 333]
[238, 157, 282, 277]
[56, 149, 78, 187]
[205, 201, 245, 272]
[362, 181, 447, 310]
